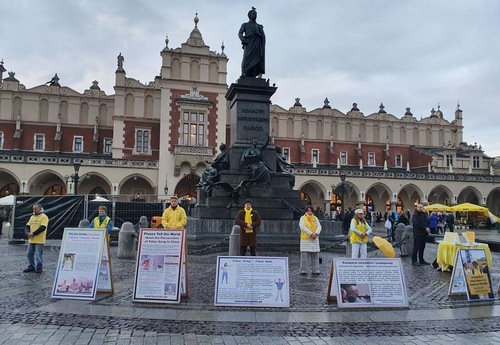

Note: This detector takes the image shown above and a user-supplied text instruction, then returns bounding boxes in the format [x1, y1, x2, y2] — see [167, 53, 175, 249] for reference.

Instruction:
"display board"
[449, 248, 494, 301]
[96, 237, 114, 293]
[214, 256, 289, 308]
[52, 228, 106, 300]
[334, 258, 408, 308]
[132, 229, 185, 304]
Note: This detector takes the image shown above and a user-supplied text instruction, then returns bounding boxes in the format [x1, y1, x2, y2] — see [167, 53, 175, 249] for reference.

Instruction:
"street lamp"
[340, 171, 347, 216]
[72, 162, 81, 195]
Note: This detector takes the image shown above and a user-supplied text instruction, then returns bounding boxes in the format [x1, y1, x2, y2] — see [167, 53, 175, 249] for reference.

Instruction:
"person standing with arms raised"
[23, 203, 49, 273]
[235, 199, 261, 256]
[161, 196, 187, 230]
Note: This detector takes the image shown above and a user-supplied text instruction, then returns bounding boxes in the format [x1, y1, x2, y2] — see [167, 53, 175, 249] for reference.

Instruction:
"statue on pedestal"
[238, 7, 265, 78]
[197, 143, 229, 196]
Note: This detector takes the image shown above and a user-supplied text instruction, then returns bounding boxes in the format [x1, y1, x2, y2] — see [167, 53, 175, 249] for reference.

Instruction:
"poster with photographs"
[51, 228, 106, 300]
[132, 229, 185, 304]
[214, 256, 289, 308]
[457, 249, 494, 301]
[334, 258, 408, 308]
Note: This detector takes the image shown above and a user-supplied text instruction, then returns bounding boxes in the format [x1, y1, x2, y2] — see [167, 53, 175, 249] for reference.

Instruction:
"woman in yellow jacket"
[350, 209, 372, 258]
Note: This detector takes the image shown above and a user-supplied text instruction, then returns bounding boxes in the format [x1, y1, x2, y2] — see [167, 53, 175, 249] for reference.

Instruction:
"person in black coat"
[411, 204, 430, 266]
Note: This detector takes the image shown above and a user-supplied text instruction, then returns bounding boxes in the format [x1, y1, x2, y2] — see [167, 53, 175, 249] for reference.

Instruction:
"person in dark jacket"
[235, 199, 262, 256]
[411, 204, 430, 266]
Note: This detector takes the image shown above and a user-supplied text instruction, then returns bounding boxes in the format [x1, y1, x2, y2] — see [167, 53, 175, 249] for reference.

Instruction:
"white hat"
[354, 209, 364, 214]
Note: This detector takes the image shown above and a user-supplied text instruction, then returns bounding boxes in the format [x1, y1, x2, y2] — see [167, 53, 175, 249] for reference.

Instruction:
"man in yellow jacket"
[23, 203, 49, 273]
[161, 196, 187, 230]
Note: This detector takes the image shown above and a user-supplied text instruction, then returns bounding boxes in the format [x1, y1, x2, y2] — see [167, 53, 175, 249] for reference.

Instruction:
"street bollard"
[400, 225, 414, 257]
[78, 219, 90, 228]
[395, 223, 405, 244]
[345, 237, 351, 258]
[118, 222, 137, 259]
[229, 225, 240, 256]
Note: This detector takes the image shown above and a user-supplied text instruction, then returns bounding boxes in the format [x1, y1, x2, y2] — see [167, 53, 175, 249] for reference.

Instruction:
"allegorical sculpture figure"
[238, 7, 265, 78]
[275, 146, 295, 188]
[197, 143, 230, 196]
[241, 137, 272, 186]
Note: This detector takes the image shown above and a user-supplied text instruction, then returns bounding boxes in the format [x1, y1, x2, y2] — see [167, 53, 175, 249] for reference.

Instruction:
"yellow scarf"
[301, 214, 317, 240]
[305, 214, 317, 233]
[244, 208, 253, 233]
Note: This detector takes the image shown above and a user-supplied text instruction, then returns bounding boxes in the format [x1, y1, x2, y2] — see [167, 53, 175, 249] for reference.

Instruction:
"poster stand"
[326, 262, 337, 303]
[449, 248, 494, 301]
[97, 237, 114, 294]
[333, 258, 408, 308]
[51, 228, 106, 300]
[132, 229, 185, 304]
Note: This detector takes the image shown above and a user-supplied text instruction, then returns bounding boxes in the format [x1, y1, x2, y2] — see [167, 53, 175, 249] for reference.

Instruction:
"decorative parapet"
[174, 145, 213, 156]
[0, 153, 158, 169]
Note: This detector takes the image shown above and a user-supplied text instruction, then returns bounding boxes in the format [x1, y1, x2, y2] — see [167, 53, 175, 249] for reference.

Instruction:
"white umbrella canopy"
[91, 196, 110, 202]
[0, 195, 15, 206]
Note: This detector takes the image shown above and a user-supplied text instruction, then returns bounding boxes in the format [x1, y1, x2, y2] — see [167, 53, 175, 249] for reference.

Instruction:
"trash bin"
[118, 222, 137, 259]
[400, 225, 413, 257]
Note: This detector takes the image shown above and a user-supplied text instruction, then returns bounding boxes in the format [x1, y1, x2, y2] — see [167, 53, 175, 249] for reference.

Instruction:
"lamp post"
[72, 162, 81, 195]
[164, 185, 168, 196]
[340, 171, 346, 216]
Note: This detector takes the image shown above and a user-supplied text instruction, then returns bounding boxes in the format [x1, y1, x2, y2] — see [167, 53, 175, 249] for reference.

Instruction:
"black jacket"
[412, 211, 428, 237]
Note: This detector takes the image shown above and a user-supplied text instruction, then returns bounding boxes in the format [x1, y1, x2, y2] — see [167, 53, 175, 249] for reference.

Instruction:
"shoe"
[412, 262, 421, 266]
[35, 268, 43, 273]
[23, 267, 36, 273]
[419, 261, 431, 265]
[300, 272, 307, 275]
[312, 272, 321, 275]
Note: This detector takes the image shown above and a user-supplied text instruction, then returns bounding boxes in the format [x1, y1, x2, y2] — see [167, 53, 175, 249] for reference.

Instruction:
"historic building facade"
[1, 16, 499, 215]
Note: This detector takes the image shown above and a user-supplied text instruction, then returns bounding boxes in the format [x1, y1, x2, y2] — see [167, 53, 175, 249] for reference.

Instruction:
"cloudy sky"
[2, 1, 499, 156]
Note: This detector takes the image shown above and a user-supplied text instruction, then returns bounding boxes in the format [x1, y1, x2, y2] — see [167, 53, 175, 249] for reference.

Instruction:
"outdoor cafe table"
[436, 242, 492, 269]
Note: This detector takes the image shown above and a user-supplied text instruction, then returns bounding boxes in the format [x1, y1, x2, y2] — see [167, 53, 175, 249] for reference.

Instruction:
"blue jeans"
[27, 243, 44, 269]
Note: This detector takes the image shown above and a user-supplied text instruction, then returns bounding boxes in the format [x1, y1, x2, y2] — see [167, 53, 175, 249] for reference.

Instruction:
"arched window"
[80, 102, 89, 124]
[190, 60, 200, 81]
[209, 62, 218, 82]
[413, 127, 420, 145]
[316, 120, 323, 139]
[59, 100, 69, 123]
[144, 95, 154, 118]
[172, 59, 181, 79]
[400, 126, 406, 144]
[39, 99, 49, 122]
[125, 94, 134, 116]
[373, 124, 380, 142]
[346, 122, 352, 141]
[287, 118, 294, 137]
[13, 97, 22, 120]
[426, 128, 432, 146]
[271, 117, 279, 137]
[99, 104, 108, 125]
[301, 119, 308, 138]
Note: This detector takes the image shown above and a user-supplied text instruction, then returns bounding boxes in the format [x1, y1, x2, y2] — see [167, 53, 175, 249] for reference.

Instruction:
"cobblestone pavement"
[1, 228, 500, 344]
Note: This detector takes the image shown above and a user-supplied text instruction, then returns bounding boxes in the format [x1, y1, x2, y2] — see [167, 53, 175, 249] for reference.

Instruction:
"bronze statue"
[238, 7, 265, 78]
[241, 137, 272, 186]
[117, 53, 124, 69]
[275, 146, 295, 188]
[197, 143, 229, 196]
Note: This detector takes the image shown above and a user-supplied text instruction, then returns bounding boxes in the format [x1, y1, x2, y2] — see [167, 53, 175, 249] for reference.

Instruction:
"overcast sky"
[2, 1, 499, 156]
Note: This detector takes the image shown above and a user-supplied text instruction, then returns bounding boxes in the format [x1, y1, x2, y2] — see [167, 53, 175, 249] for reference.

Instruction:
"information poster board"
[97, 238, 114, 293]
[214, 256, 289, 308]
[448, 250, 467, 295]
[180, 240, 189, 298]
[51, 228, 106, 300]
[327, 262, 338, 302]
[334, 258, 408, 308]
[132, 229, 184, 304]
[457, 249, 494, 301]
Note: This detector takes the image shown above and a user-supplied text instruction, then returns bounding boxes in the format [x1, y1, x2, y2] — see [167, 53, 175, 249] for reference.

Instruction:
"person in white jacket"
[299, 206, 322, 275]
